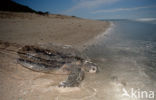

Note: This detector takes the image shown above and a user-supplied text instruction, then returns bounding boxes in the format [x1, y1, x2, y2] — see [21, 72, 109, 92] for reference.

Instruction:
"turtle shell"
[17, 44, 87, 72]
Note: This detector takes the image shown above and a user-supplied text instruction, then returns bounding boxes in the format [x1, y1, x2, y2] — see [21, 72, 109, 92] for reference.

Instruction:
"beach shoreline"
[0, 12, 111, 100]
[0, 11, 110, 49]
[83, 22, 114, 49]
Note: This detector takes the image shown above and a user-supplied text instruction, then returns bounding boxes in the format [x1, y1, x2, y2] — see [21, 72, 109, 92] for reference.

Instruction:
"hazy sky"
[13, 0, 156, 19]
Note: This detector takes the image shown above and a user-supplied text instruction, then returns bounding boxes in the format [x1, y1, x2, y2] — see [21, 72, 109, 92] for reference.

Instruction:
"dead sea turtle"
[16, 44, 98, 87]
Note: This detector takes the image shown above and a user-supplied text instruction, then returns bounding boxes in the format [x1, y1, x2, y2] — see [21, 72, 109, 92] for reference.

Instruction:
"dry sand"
[0, 11, 110, 48]
[0, 11, 110, 100]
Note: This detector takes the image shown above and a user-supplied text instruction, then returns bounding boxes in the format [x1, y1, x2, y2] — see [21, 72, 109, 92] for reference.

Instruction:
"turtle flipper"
[59, 68, 85, 87]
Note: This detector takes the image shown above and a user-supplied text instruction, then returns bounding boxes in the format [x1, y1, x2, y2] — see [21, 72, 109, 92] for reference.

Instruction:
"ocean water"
[81, 20, 156, 100]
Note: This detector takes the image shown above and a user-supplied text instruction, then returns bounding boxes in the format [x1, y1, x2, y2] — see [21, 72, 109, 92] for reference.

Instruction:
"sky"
[13, 0, 156, 19]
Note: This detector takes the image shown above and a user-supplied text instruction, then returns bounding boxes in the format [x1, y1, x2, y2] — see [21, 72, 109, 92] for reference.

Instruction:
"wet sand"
[0, 12, 110, 100]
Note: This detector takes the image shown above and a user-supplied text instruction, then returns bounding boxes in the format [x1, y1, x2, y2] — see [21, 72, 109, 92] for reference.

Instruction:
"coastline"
[83, 22, 114, 49]
[0, 12, 111, 100]
[0, 11, 110, 49]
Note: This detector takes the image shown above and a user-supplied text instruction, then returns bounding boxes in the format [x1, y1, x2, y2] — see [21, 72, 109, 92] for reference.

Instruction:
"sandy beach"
[0, 11, 110, 100]
[0, 11, 110, 48]
[1, 0, 155, 99]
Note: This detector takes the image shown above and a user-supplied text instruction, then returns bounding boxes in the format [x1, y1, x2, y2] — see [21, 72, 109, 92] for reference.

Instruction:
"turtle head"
[83, 60, 98, 73]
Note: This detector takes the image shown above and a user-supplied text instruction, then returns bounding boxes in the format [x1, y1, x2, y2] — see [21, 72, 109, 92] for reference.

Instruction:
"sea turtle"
[16, 44, 98, 87]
